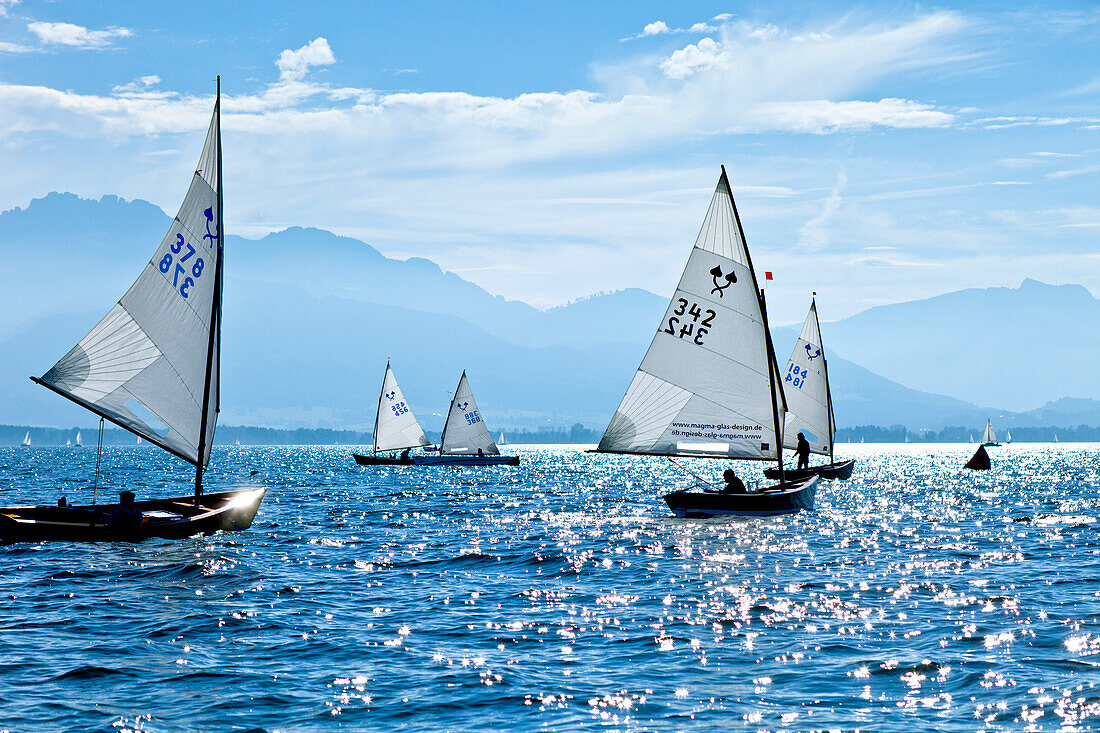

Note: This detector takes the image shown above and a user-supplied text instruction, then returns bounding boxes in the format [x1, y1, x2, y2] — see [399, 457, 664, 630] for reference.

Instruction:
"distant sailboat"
[75, 431, 82, 448]
[904, 435, 910, 443]
[1054, 433, 1059, 443]
[969, 434, 975, 443]
[593, 168, 816, 517]
[764, 298, 854, 481]
[66, 439, 71, 447]
[499, 432, 506, 445]
[412, 372, 519, 466]
[353, 361, 432, 466]
[1005, 430, 1012, 444]
[21, 432, 30, 447]
[1, 79, 265, 542]
[981, 419, 1000, 447]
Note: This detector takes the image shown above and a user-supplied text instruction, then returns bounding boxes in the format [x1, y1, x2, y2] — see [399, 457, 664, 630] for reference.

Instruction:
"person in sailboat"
[477, 448, 484, 457]
[721, 469, 747, 494]
[796, 433, 811, 470]
[108, 491, 143, 527]
[400, 447, 411, 461]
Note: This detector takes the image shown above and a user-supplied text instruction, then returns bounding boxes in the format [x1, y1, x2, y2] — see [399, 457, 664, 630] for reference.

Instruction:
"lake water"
[1, 443, 1099, 732]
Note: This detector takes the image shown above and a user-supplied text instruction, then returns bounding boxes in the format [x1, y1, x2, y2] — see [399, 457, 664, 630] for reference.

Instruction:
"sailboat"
[66, 439, 71, 447]
[1006, 429, 1012, 444]
[1054, 433, 1059, 443]
[763, 298, 854, 482]
[412, 372, 519, 466]
[593, 168, 816, 517]
[353, 361, 432, 466]
[499, 432, 506, 445]
[981, 419, 1001, 447]
[0, 79, 266, 542]
[75, 431, 82, 448]
[21, 432, 30, 447]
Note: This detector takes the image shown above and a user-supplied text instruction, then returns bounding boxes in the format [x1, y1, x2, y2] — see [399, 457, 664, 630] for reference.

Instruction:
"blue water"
[1, 443, 1099, 732]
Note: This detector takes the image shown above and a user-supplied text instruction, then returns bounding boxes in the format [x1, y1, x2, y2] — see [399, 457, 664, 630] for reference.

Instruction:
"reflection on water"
[1, 443, 1098, 730]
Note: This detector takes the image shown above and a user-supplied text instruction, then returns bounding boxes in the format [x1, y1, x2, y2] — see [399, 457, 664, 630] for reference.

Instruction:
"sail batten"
[597, 169, 784, 459]
[440, 372, 499, 455]
[34, 100, 223, 468]
[373, 363, 430, 453]
[781, 300, 832, 455]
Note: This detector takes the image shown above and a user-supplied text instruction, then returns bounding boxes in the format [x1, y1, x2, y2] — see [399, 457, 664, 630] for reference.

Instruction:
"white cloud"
[0, 0, 18, 17]
[621, 17, 718, 41]
[643, 21, 669, 36]
[276, 37, 335, 81]
[27, 21, 132, 49]
[798, 167, 847, 250]
[0, 40, 31, 54]
[660, 37, 727, 79]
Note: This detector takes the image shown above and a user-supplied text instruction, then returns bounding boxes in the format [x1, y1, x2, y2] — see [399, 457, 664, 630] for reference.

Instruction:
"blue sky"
[1, 0, 1098, 322]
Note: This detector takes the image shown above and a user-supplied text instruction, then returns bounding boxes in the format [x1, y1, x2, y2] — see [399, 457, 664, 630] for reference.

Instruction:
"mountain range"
[2, 192, 1097, 433]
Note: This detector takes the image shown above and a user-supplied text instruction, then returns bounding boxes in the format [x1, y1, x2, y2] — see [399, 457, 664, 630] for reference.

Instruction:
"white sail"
[982, 420, 996, 444]
[781, 300, 831, 456]
[1006, 430, 1012, 444]
[598, 169, 785, 459]
[499, 432, 506, 445]
[66, 439, 71, 446]
[35, 102, 222, 467]
[75, 431, 82, 447]
[373, 362, 430, 453]
[440, 372, 499, 455]
[22, 431, 30, 446]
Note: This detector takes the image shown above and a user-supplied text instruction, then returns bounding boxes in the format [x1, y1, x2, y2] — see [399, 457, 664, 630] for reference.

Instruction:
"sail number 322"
[158, 233, 207, 299]
[665, 298, 715, 345]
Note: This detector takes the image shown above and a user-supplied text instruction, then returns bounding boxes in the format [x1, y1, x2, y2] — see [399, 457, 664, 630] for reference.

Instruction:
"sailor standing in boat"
[795, 432, 811, 471]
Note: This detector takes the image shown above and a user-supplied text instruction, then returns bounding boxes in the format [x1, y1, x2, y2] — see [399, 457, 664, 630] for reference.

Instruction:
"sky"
[0, 0, 1098, 323]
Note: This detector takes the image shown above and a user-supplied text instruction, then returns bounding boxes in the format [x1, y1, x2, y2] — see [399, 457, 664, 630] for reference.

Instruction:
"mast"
[723, 165, 786, 478]
[373, 361, 388, 455]
[758, 288, 784, 481]
[194, 76, 223, 498]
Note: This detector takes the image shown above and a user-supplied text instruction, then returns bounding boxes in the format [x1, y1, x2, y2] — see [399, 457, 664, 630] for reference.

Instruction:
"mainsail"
[440, 372, 500, 455]
[781, 300, 832, 457]
[597, 168, 786, 459]
[373, 362, 430, 453]
[75, 431, 82, 447]
[982, 420, 996, 445]
[33, 93, 223, 471]
[21, 432, 30, 447]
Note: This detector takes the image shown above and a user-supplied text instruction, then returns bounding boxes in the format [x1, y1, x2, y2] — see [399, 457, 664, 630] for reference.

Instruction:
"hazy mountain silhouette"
[3, 192, 1095, 431]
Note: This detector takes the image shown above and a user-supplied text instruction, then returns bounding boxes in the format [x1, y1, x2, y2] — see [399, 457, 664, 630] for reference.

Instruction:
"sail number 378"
[158, 233, 207, 299]
[665, 298, 716, 346]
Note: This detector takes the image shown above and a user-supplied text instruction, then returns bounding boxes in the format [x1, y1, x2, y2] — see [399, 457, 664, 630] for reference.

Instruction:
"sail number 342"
[665, 298, 716, 345]
[158, 233, 207, 299]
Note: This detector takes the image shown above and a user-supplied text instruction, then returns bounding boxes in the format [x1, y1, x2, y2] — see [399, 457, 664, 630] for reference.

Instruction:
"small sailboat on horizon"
[592, 167, 816, 517]
[763, 298, 854, 482]
[411, 372, 519, 466]
[0, 79, 265, 542]
[21, 431, 30, 447]
[75, 430, 82, 448]
[981, 419, 1001, 447]
[353, 361, 433, 466]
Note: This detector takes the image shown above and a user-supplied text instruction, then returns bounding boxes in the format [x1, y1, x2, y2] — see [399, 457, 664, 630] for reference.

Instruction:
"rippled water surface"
[2, 443, 1100, 732]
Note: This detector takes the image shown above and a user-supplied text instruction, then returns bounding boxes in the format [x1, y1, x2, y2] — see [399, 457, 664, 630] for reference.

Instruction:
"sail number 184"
[665, 298, 716, 346]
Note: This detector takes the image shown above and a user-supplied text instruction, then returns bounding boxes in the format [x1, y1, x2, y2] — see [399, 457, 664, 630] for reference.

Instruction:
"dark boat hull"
[352, 453, 412, 466]
[0, 487, 267, 543]
[664, 476, 818, 517]
[763, 458, 855, 482]
[411, 455, 520, 466]
[965, 445, 991, 470]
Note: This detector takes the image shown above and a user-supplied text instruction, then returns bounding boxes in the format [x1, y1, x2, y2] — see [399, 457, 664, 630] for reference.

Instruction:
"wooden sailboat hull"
[352, 453, 412, 466]
[411, 455, 519, 466]
[0, 487, 266, 543]
[664, 476, 818, 517]
[763, 458, 855, 481]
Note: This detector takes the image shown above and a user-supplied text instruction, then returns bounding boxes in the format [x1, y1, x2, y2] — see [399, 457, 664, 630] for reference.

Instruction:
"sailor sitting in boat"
[796, 433, 811, 470]
[108, 491, 143, 527]
[400, 447, 411, 460]
[720, 469, 747, 494]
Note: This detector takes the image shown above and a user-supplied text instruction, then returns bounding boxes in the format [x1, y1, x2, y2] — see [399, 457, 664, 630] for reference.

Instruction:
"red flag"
[765, 271, 773, 280]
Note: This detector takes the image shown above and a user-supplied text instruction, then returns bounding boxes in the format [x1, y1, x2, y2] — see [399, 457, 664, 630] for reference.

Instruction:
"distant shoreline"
[2, 423, 1097, 446]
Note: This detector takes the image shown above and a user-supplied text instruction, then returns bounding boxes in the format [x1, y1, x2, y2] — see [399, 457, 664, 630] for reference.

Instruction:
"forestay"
[598, 170, 786, 459]
[374, 363, 430, 452]
[35, 106, 222, 467]
[440, 372, 499, 455]
[781, 300, 832, 455]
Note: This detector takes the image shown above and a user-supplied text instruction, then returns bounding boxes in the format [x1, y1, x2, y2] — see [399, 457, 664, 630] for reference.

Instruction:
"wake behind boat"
[593, 167, 810, 517]
[3, 79, 266, 543]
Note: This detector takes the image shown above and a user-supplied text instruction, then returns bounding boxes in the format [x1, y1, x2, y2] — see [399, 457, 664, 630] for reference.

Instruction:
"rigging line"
[667, 457, 721, 490]
[93, 417, 104, 508]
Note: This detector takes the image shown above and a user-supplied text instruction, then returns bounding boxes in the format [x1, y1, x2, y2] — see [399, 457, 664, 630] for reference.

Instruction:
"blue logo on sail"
[203, 207, 218, 247]
[805, 344, 821, 361]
